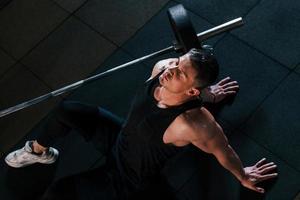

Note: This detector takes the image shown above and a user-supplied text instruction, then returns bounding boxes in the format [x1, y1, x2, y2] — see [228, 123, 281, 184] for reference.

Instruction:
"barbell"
[0, 4, 244, 118]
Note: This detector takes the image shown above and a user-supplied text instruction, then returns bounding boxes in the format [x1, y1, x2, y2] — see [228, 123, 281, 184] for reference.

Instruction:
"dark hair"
[187, 47, 219, 89]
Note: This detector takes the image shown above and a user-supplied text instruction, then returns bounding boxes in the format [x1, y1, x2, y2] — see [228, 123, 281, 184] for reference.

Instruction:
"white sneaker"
[5, 141, 59, 168]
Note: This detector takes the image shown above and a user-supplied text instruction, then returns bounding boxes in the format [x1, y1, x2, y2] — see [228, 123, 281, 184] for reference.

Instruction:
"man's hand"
[202, 77, 239, 103]
[241, 158, 278, 193]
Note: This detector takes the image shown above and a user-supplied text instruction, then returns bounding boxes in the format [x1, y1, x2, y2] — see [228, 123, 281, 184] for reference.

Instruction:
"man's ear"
[187, 88, 200, 97]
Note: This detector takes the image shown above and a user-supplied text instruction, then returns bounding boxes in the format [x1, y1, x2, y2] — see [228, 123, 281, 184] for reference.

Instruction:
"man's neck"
[154, 86, 193, 108]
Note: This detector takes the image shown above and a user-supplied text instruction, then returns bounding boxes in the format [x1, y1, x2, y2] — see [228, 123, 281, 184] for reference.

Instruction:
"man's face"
[159, 54, 199, 95]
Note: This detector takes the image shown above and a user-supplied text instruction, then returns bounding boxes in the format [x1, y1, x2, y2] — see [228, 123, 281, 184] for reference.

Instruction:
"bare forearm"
[215, 145, 246, 182]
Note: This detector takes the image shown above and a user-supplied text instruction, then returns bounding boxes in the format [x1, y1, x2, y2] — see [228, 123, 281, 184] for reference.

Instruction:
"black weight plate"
[167, 4, 201, 53]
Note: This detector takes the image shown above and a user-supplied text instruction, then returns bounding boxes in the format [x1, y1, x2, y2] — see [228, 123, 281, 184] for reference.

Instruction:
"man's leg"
[5, 100, 123, 168]
[35, 100, 122, 148]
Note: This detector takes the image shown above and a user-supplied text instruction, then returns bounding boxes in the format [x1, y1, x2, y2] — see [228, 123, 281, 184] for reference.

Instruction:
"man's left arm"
[191, 121, 277, 193]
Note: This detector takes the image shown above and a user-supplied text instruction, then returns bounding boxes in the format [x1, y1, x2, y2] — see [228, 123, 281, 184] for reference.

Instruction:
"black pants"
[37, 100, 123, 150]
[37, 100, 126, 200]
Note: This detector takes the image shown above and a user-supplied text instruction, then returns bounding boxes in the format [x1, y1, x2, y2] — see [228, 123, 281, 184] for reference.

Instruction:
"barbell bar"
[0, 4, 244, 118]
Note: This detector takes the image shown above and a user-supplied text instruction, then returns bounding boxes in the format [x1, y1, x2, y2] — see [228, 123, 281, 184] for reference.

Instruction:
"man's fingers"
[224, 91, 237, 95]
[259, 165, 277, 174]
[224, 86, 239, 92]
[222, 81, 238, 88]
[218, 77, 231, 85]
[257, 173, 278, 182]
[255, 158, 267, 167]
[258, 162, 275, 170]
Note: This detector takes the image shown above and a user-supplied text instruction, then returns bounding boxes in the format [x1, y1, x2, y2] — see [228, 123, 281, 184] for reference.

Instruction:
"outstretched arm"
[191, 121, 277, 193]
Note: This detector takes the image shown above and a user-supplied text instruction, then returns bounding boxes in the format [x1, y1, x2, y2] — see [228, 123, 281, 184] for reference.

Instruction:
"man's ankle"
[32, 141, 47, 154]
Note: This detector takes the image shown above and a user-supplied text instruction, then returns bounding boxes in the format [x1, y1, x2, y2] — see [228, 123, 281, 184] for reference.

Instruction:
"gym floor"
[0, 0, 299, 199]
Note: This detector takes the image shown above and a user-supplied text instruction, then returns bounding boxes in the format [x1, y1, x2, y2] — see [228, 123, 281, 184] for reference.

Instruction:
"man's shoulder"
[183, 107, 215, 123]
[179, 107, 217, 132]
[179, 107, 218, 141]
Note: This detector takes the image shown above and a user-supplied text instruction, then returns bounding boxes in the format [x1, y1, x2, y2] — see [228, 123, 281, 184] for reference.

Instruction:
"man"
[5, 48, 277, 199]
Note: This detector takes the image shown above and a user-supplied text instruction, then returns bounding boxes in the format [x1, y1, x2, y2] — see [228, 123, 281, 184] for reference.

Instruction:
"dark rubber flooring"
[0, 0, 299, 199]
